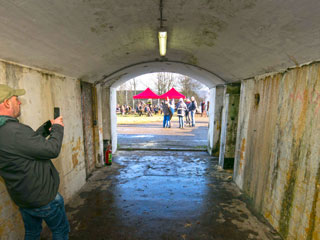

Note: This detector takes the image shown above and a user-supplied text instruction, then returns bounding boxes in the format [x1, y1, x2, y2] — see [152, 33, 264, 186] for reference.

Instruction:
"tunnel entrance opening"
[102, 61, 226, 160]
[115, 72, 210, 151]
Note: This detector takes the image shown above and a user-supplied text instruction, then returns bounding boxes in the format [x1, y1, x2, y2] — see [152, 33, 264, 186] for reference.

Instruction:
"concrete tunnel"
[0, 1, 319, 239]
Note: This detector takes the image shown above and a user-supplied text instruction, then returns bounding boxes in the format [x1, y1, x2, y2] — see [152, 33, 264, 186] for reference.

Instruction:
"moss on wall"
[235, 62, 320, 240]
[306, 164, 320, 240]
[279, 147, 299, 238]
[224, 92, 240, 159]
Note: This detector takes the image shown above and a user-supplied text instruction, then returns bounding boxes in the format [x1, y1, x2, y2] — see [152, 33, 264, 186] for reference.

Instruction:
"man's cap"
[0, 84, 26, 103]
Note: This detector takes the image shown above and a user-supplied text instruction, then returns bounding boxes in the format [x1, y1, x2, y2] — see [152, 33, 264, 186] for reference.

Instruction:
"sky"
[117, 72, 209, 92]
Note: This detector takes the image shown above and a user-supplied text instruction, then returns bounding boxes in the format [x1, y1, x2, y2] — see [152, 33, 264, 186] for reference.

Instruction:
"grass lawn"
[117, 114, 179, 124]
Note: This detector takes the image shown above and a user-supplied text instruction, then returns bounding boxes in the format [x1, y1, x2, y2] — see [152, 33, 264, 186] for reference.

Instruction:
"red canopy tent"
[133, 88, 159, 99]
[159, 87, 186, 99]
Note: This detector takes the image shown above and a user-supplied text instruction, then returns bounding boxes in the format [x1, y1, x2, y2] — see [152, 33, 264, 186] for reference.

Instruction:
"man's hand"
[52, 116, 64, 127]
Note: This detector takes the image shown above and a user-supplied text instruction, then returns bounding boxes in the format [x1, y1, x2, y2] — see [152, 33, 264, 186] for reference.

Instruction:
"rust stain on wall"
[295, 89, 309, 140]
[239, 138, 246, 169]
[72, 137, 82, 152]
[72, 152, 79, 168]
[71, 138, 82, 168]
[238, 62, 320, 239]
[0, 225, 4, 237]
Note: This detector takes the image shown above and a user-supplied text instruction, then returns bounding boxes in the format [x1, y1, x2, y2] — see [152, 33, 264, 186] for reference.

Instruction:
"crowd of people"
[116, 97, 209, 129]
[116, 101, 161, 117]
[162, 96, 201, 128]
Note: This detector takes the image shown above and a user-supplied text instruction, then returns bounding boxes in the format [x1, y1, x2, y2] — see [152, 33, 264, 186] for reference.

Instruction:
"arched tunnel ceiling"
[99, 61, 226, 88]
[0, 0, 319, 86]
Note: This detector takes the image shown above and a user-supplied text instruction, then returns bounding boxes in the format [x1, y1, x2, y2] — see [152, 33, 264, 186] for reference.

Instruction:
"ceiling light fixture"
[158, 0, 167, 57]
[158, 30, 167, 56]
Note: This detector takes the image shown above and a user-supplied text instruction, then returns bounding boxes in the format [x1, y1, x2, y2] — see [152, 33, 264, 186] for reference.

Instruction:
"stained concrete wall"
[207, 88, 216, 155]
[102, 86, 111, 141]
[0, 60, 86, 239]
[234, 62, 320, 240]
[80, 81, 97, 177]
[110, 87, 117, 153]
[91, 86, 103, 167]
[211, 85, 224, 157]
[224, 86, 240, 159]
[219, 90, 228, 167]
[219, 85, 240, 169]
[101, 86, 117, 154]
[95, 84, 105, 166]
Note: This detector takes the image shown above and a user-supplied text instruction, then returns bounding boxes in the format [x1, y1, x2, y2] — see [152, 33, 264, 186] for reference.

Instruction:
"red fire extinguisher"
[105, 143, 112, 165]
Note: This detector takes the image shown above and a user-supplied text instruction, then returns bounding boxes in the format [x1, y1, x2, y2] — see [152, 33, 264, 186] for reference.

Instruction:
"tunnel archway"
[116, 72, 211, 151]
[96, 60, 227, 88]
[99, 60, 224, 153]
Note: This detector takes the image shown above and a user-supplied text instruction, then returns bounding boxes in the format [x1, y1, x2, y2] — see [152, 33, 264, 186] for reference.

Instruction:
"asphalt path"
[117, 116, 209, 150]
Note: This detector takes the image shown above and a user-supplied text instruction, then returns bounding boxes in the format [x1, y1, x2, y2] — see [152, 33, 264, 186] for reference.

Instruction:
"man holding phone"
[0, 84, 69, 239]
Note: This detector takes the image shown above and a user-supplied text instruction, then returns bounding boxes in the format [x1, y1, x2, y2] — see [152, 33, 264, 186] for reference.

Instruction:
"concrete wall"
[80, 81, 97, 177]
[224, 86, 241, 159]
[219, 85, 240, 169]
[102, 87, 111, 141]
[110, 87, 117, 153]
[211, 86, 224, 157]
[207, 88, 216, 155]
[0, 60, 87, 239]
[95, 84, 105, 166]
[234, 62, 320, 240]
[101, 86, 117, 154]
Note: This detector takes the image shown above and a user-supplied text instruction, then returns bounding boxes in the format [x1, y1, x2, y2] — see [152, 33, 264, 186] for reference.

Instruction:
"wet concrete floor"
[59, 150, 281, 240]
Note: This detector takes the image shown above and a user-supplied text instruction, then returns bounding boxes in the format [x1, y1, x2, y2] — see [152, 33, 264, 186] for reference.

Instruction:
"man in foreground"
[0, 84, 69, 239]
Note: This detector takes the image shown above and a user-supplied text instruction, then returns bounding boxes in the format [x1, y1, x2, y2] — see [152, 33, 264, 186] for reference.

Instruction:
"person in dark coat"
[200, 101, 206, 117]
[188, 96, 197, 127]
[0, 84, 69, 239]
[185, 98, 191, 126]
[168, 99, 175, 128]
[162, 97, 171, 128]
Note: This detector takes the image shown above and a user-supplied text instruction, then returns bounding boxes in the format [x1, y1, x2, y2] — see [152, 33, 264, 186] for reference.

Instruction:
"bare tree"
[117, 82, 126, 106]
[178, 76, 203, 102]
[117, 74, 207, 107]
[129, 78, 137, 108]
[178, 76, 196, 97]
[155, 72, 176, 95]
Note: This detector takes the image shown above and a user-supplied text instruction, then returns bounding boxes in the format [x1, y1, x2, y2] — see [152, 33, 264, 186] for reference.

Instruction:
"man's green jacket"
[0, 116, 64, 208]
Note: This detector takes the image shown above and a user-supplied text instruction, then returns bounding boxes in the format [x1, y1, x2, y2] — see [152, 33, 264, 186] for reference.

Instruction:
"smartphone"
[54, 107, 60, 119]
